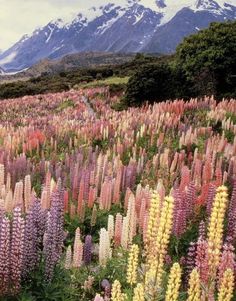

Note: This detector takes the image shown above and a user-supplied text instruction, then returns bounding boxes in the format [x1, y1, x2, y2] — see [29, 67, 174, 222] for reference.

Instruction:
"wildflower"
[145, 191, 160, 258]
[187, 269, 201, 301]
[146, 196, 174, 289]
[127, 244, 139, 285]
[165, 263, 182, 301]
[64, 245, 72, 269]
[207, 186, 229, 279]
[218, 269, 234, 301]
[99, 228, 111, 266]
[111, 280, 126, 301]
[133, 283, 144, 301]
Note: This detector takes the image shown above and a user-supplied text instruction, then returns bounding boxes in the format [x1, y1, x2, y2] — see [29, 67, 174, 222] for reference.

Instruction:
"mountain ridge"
[0, 0, 235, 72]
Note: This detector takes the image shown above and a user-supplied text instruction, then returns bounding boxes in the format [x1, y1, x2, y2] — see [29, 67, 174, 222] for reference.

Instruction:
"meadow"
[0, 88, 236, 301]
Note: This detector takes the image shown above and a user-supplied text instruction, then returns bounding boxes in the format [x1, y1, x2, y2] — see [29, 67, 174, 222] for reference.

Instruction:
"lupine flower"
[24, 174, 31, 212]
[94, 294, 104, 301]
[121, 216, 129, 250]
[43, 183, 64, 280]
[64, 245, 72, 269]
[145, 191, 160, 259]
[99, 228, 111, 266]
[185, 242, 197, 283]
[218, 244, 235, 288]
[10, 207, 25, 294]
[217, 269, 234, 301]
[114, 213, 123, 247]
[0, 217, 10, 295]
[227, 178, 236, 240]
[84, 235, 93, 265]
[207, 186, 229, 279]
[145, 196, 174, 292]
[165, 263, 182, 301]
[173, 188, 186, 238]
[111, 280, 126, 301]
[133, 283, 144, 301]
[83, 275, 95, 291]
[126, 244, 139, 285]
[107, 215, 114, 240]
[186, 269, 201, 301]
[195, 238, 209, 285]
[23, 199, 46, 277]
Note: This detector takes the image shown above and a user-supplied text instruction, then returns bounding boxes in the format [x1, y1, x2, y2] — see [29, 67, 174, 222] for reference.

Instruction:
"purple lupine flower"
[218, 243, 235, 288]
[185, 182, 196, 219]
[173, 188, 186, 238]
[43, 179, 64, 280]
[227, 178, 236, 241]
[22, 199, 46, 278]
[198, 220, 206, 240]
[0, 216, 10, 295]
[185, 242, 197, 285]
[10, 207, 25, 295]
[206, 183, 216, 217]
[83, 235, 92, 265]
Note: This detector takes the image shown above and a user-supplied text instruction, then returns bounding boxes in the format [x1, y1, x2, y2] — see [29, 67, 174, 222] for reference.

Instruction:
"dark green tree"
[176, 21, 236, 98]
[124, 63, 175, 106]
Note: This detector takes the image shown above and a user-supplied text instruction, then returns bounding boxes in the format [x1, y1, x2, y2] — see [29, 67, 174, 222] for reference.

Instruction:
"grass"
[79, 76, 130, 89]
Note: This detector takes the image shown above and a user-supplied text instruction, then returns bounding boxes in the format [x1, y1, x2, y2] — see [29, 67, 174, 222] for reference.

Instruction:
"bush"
[176, 21, 236, 98]
[124, 63, 175, 106]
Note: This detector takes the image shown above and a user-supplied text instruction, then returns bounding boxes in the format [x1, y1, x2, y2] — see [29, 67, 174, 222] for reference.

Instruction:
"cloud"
[0, 0, 118, 51]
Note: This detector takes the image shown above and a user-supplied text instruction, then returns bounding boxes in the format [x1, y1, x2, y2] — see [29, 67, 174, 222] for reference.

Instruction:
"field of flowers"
[0, 88, 236, 301]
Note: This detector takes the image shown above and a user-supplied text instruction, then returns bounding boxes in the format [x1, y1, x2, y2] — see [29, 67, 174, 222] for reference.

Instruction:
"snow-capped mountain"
[0, 0, 235, 72]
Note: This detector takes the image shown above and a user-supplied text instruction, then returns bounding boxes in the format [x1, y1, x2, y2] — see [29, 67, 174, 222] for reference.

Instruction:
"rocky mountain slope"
[0, 0, 235, 72]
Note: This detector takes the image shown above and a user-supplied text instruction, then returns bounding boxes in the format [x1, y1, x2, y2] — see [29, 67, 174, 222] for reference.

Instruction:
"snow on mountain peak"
[20, 0, 236, 35]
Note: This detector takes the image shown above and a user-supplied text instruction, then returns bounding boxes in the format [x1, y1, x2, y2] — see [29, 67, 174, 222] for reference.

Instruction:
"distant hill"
[0, 52, 136, 83]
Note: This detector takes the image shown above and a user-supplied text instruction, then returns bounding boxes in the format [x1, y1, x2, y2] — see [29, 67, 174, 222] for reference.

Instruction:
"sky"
[0, 0, 120, 51]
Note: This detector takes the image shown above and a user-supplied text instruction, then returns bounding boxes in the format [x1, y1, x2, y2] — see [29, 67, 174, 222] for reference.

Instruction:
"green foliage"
[224, 129, 234, 143]
[124, 21, 236, 107]
[176, 21, 236, 98]
[124, 63, 176, 106]
[0, 54, 166, 100]
[66, 249, 129, 300]
[65, 204, 123, 244]
[92, 138, 109, 151]
[56, 99, 75, 112]
[225, 112, 236, 124]
[0, 264, 76, 301]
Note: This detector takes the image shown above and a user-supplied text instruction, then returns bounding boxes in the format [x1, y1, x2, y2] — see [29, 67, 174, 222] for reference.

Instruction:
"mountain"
[0, 52, 135, 83]
[0, 67, 5, 75]
[0, 0, 235, 72]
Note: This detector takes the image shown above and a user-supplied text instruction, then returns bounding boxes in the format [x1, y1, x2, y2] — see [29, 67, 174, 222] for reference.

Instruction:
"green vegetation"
[0, 54, 164, 100]
[80, 76, 129, 88]
[124, 21, 236, 106]
[176, 21, 236, 98]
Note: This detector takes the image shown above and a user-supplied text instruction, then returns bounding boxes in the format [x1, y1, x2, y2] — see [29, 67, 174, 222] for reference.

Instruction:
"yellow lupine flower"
[133, 283, 145, 301]
[146, 191, 160, 256]
[145, 196, 174, 290]
[111, 280, 126, 301]
[218, 269, 234, 301]
[207, 186, 229, 278]
[187, 269, 201, 301]
[165, 263, 182, 301]
[127, 244, 139, 285]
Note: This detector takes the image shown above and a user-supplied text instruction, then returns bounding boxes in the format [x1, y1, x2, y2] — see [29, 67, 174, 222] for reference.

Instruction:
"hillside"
[0, 88, 236, 300]
[0, 52, 136, 83]
[0, 53, 168, 99]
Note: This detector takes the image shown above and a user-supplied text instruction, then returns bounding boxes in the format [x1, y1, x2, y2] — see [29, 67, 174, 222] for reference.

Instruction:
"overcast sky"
[0, 0, 116, 51]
